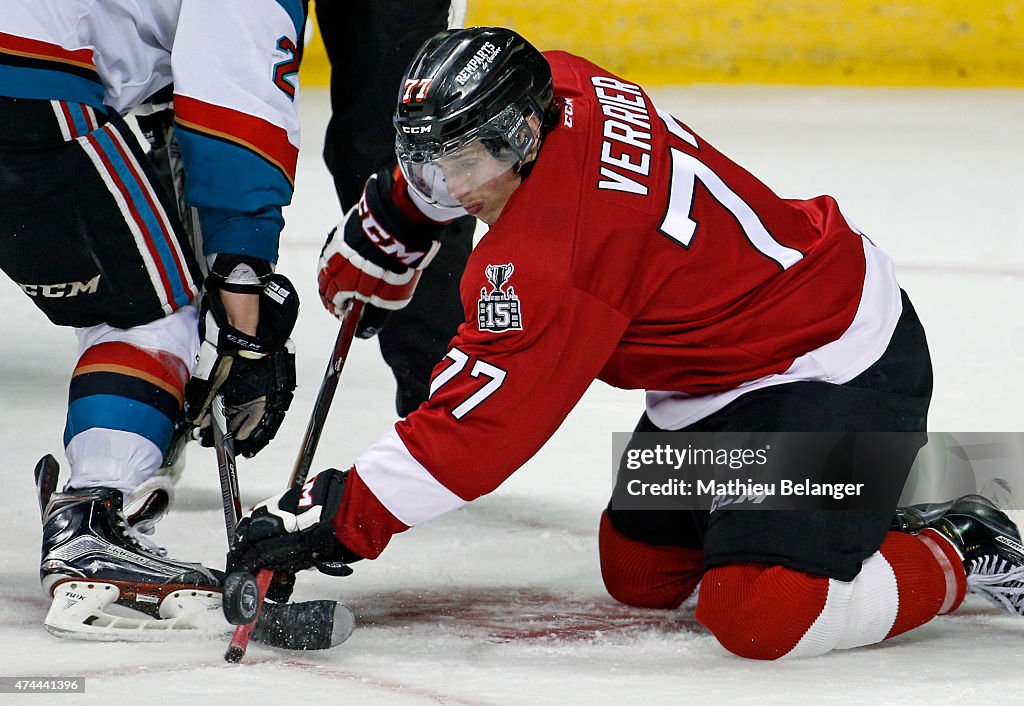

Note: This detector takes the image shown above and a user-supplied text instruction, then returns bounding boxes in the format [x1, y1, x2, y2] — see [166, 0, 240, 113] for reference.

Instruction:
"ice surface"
[1, 86, 1022, 703]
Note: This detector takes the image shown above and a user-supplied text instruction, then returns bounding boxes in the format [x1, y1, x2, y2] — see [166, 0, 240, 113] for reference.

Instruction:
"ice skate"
[900, 495, 1024, 616]
[40, 483, 224, 640]
[890, 494, 1005, 533]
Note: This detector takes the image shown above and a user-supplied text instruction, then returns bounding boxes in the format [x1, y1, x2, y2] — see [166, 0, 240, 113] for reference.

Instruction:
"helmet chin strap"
[513, 155, 537, 179]
[512, 116, 545, 179]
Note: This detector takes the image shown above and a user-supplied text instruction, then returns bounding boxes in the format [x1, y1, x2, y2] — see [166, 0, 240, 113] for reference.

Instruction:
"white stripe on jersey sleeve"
[354, 427, 467, 527]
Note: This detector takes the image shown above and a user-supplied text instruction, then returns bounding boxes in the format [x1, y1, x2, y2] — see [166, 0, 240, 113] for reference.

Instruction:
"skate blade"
[44, 581, 224, 641]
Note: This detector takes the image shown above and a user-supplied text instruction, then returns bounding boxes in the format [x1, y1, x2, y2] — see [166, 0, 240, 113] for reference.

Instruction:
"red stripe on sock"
[74, 342, 188, 400]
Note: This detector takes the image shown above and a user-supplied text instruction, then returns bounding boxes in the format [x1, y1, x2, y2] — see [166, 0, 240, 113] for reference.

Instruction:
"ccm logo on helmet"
[402, 78, 433, 103]
[401, 125, 432, 134]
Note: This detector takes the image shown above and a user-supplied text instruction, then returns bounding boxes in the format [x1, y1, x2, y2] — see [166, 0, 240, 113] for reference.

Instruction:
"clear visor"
[397, 104, 539, 209]
[399, 139, 521, 209]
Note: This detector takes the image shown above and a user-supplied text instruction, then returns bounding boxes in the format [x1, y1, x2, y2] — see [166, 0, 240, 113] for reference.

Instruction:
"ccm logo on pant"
[20, 275, 101, 298]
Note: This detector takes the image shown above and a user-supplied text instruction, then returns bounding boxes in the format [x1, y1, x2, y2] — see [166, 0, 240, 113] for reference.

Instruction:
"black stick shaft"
[226, 301, 364, 662]
[288, 300, 365, 490]
[211, 395, 242, 543]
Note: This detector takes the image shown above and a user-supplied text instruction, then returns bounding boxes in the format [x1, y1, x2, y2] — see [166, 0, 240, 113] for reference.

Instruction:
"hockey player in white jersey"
[0, 1, 304, 637]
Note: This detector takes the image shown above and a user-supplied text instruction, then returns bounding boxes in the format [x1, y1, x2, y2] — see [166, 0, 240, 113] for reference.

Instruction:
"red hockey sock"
[882, 528, 966, 636]
[598, 511, 703, 609]
[697, 530, 968, 659]
[696, 563, 830, 659]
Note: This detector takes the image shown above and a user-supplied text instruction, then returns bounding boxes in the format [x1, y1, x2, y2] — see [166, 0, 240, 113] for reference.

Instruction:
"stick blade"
[252, 600, 355, 650]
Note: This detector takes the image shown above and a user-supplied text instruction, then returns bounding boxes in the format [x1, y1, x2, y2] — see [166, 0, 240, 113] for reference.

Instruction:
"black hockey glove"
[226, 469, 363, 578]
[184, 257, 299, 458]
[318, 166, 445, 338]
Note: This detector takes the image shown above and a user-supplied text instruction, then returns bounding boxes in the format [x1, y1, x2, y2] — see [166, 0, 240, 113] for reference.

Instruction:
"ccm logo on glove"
[317, 166, 446, 337]
[299, 478, 316, 509]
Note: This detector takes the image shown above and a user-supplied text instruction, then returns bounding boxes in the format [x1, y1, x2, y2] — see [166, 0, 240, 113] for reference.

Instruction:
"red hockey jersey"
[334, 52, 902, 558]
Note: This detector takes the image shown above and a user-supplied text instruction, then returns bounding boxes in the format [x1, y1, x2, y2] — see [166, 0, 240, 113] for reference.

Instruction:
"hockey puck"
[222, 571, 261, 625]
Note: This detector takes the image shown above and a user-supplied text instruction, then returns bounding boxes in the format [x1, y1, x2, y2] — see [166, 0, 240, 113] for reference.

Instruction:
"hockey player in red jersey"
[228, 27, 1024, 658]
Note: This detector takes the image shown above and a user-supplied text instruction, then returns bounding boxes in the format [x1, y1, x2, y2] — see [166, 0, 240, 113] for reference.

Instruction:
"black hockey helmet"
[393, 27, 554, 208]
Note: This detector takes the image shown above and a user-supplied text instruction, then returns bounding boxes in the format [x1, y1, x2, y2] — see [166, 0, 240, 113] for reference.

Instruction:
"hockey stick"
[224, 300, 365, 663]
[288, 301, 367, 489]
[210, 396, 242, 540]
[211, 393, 356, 654]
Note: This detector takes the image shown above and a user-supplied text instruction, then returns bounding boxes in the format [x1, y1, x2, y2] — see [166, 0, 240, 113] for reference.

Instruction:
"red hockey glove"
[317, 167, 445, 338]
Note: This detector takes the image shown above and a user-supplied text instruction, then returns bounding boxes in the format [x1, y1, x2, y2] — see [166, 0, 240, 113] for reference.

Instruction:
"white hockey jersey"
[0, 0, 304, 262]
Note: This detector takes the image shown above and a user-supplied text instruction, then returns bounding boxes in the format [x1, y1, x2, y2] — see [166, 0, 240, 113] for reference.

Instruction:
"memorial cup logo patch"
[478, 264, 522, 332]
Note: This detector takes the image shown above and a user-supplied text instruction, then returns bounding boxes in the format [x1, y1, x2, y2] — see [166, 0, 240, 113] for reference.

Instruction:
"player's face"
[400, 115, 541, 221]
[400, 140, 520, 221]
[442, 146, 521, 224]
